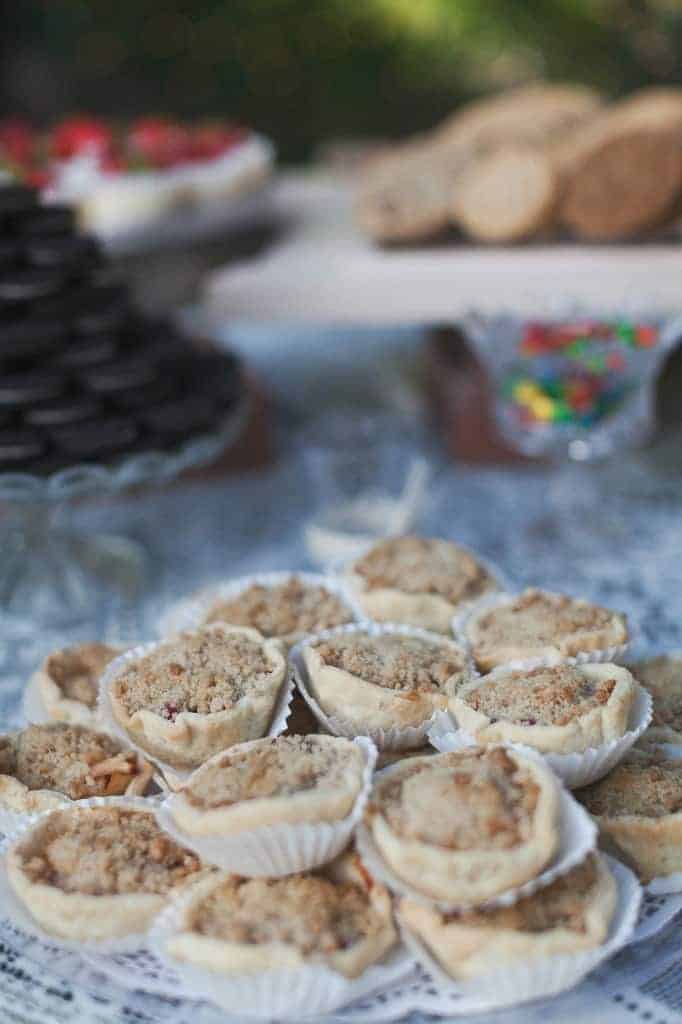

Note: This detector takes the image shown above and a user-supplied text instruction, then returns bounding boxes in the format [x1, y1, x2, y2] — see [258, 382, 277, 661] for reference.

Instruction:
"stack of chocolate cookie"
[0, 184, 242, 475]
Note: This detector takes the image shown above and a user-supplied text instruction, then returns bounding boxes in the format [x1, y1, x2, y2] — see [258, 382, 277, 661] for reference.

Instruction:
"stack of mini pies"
[1, 536, 680, 1016]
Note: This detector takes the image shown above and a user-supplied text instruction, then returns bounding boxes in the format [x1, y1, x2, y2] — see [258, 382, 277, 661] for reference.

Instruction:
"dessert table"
[204, 174, 682, 323]
[0, 429, 681, 1022]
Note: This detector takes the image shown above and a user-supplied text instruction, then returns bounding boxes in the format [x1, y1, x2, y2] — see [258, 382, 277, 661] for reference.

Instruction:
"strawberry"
[0, 118, 36, 167]
[24, 166, 53, 190]
[50, 116, 113, 160]
[189, 121, 247, 161]
[127, 117, 190, 169]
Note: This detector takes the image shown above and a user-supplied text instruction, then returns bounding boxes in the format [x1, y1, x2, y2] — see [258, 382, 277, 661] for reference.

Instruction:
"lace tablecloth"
[0, 450, 681, 1023]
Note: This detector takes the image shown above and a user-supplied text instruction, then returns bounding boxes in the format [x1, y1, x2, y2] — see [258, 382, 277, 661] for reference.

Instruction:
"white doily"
[0, 878, 679, 1021]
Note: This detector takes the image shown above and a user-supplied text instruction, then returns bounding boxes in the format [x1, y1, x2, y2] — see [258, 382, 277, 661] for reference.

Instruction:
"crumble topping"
[313, 632, 468, 694]
[188, 874, 380, 954]
[471, 590, 625, 659]
[631, 656, 682, 734]
[45, 643, 119, 709]
[578, 750, 682, 819]
[0, 724, 150, 799]
[183, 735, 362, 809]
[205, 578, 353, 637]
[442, 855, 599, 933]
[20, 807, 201, 895]
[113, 627, 278, 720]
[463, 665, 616, 727]
[372, 750, 539, 850]
[353, 537, 496, 606]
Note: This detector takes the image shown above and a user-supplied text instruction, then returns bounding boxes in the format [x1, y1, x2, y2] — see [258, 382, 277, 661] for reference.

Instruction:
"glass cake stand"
[462, 306, 682, 543]
[0, 396, 249, 628]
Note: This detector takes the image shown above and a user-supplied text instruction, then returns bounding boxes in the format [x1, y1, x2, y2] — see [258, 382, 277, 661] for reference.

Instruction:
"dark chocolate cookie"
[24, 395, 101, 428]
[51, 416, 139, 460]
[0, 369, 67, 407]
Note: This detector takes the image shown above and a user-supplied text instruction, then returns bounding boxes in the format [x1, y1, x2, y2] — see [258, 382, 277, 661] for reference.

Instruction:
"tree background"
[1, 0, 681, 161]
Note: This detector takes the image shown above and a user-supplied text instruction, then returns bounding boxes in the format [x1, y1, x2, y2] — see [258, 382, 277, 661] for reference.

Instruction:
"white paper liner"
[156, 571, 365, 643]
[453, 589, 632, 672]
[155, 735, 377, 875]
[427, 684, 653, 790]
[149, 883, 415, 1020]
[0, 796, 165, 955]
[397, 855, 641, 1012]
[356, 754, 597, 911]
[97, 635, 294, 790]
[290, 622, 475, 752]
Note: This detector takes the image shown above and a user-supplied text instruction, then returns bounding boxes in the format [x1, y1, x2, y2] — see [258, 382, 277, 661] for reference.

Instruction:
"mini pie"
[201, 576, 355, 648]
[32, 642, 121, 726]
[578, 749, 682, 882]
[465, 589, 628, 672]
[630, 654, 682, 743]
[346, 536, 499, 634]
[301, 630, 471, 732]
[164, 852, 396, 979]
[109, 625, 287, 771]
[170, 735, 366, 837]
[364, 749, 559, 903]
[450, 663, 636, 754]
[399, 853, 617, 980]
[0, 723, 154, 815]
[7, 804, 203, 941]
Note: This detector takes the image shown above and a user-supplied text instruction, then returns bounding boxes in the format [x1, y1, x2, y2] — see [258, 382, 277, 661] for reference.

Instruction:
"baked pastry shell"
[588, 747, 682, 891]
[0, 726, 156, 835]
[1, 796, 175, 952]
[358, 751, 597, 909]
[429, 680, 652, 789]
[157, 571, 362, 651]
[99, 626, 293, 788]
[291, 621, 475, 751]
[344, 543, 505, 635]
[149, 867, 412, 1018]
[24, 645, 123, 728]
[157, 735, 377, 875]
[398, 854, 640, 1010]
[455, 590, 630, 674]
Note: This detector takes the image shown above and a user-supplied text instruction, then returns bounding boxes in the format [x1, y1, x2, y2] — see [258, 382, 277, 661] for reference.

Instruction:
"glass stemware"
[462, 308, 682, 544]
[0, 399, 249, 628]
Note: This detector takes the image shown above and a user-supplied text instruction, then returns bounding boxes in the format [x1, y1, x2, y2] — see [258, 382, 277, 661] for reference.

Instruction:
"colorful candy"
[501, 319, 658, 430]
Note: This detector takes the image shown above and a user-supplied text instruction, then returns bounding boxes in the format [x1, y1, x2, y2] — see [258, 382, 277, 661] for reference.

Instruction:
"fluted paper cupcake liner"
[290, 622, 475, 752]
[397, 855, 641, 1013]
[0, 796, 168, 954]
[149, 882, 415, 1020]
[428, 684, 652, 789]
[157, 571, 364, 646]
[98, 636, 293, 791]
[356, 756, 596, 912]
[155, 736, 376, 875]
[453, 589, 632, 673]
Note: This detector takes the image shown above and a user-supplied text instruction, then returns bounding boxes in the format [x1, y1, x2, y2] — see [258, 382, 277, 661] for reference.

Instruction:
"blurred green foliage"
[2, 0, 681, 160]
